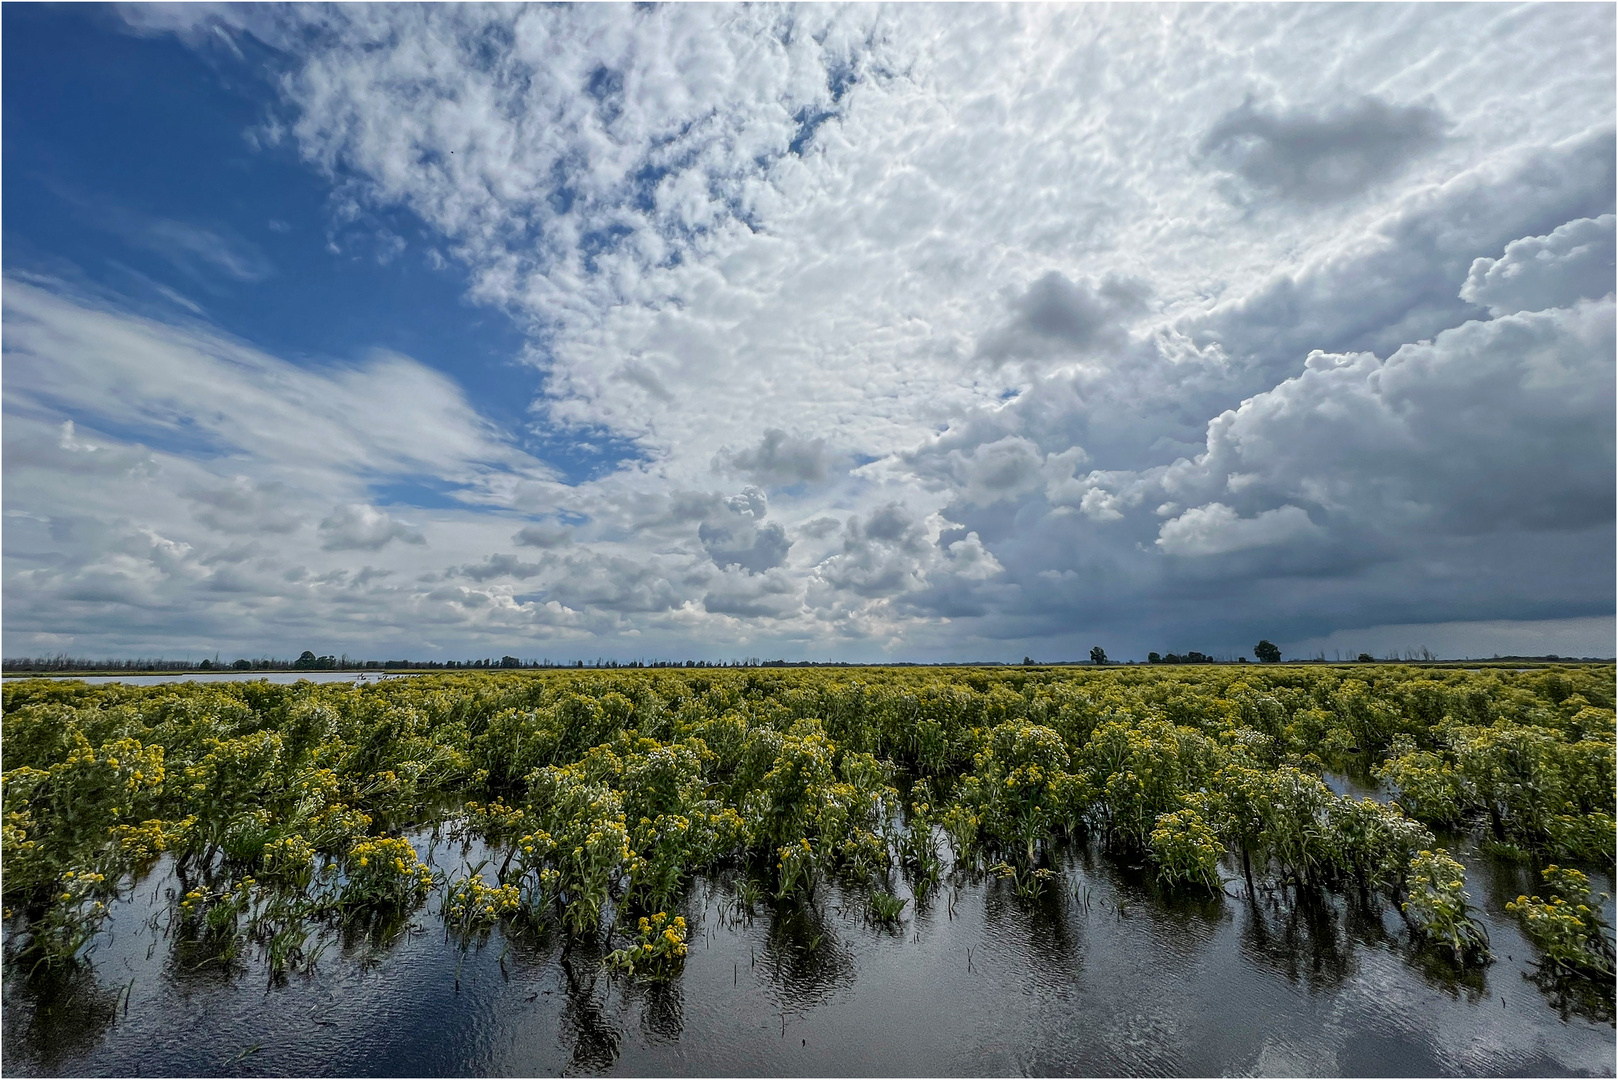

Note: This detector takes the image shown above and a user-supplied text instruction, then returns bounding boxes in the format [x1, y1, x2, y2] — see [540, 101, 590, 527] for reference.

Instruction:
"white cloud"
[319, 504, 426, 551]
[1460, 214, 1615, 317]
[6, 5, 1612, 660]
[1156, 503, 1318, 557]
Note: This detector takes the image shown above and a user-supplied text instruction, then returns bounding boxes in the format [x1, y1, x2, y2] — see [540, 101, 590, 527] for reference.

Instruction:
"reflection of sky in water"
[3, 830, 1612, 1077]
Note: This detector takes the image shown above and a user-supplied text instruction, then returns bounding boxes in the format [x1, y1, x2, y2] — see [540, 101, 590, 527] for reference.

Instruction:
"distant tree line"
[4, 646, 1605, 675]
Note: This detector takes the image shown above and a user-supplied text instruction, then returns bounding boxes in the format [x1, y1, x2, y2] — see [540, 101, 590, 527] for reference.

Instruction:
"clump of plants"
[1507, 865, 1615, 979]
[340, 837, 434, 909]
[1402, 849, 1491, 964]
[443, 870, 521, 930]
[604, 911, 688, 979]
[1148, 806, 1224, 891]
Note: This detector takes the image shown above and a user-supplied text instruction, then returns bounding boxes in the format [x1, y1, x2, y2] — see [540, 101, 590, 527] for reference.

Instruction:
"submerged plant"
[1148, 807, 1223, 891]
[604, 911, 688, 979]
[1402, 849, 1490, 964]
[340, 837, 434, 910]
[1507, 865, 1616, 979]
[868, 889, 907, 924]
[443, 868, 521, 930]
[2, 662, 1613, 1002]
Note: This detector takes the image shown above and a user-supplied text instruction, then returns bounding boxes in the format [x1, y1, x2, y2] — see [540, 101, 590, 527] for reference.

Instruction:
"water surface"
[4, 833, 1612, 1077]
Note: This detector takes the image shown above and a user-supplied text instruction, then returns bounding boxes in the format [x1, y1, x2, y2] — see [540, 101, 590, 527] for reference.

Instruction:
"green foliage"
[868, 889, 907, 923]
[2, 663, 1612, 995]
[443, 869, 521, 930]
[1149, 806, 1223, 890]
[1403, 849, 1491, 964]
[604, 911, 688, 979]
[1507, 866, 1616, 979]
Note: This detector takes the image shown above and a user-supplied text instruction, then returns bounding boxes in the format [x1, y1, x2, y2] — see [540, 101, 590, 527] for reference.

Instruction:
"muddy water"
[4, 832, 1613, 1077]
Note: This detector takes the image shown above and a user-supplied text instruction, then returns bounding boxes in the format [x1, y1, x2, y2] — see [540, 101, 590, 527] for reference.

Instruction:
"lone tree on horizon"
[1090, 646, 1107, 665]
[1254, 640, 1281, 663]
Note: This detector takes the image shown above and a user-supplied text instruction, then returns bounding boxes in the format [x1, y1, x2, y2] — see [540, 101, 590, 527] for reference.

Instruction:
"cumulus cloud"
[714, 429, 833, 486]
[1182, 127, 1617, 387]
[815, 504, 930, 599]
[319, 504, 426, 551]
[1199, 95, 1447, 204]
[697, 487, 792, 574]
[513, 524, 574, 548]
[1460, 214, 1616, 316]
[1066, 290, 1616, 562]
[976, 272, 1149, 365]
[1156, 503, 1319, 556]
[702, 568, 799, 619]
[540, 550, 680, 614]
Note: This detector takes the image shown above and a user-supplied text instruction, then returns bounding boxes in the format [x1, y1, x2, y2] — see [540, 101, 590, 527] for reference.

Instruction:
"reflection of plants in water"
[558, 947, 622, 1074]
[623, 976, 685, 1045]
[759, 899, 854, 1007]
[1239, 890, 1357, 991]
[1527, 963, 1615, 1026]
[1, 959, 120, 1074]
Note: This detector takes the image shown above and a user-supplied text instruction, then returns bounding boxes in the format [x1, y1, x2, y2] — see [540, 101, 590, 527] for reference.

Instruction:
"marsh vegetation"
[2, 665, 1613, 1073]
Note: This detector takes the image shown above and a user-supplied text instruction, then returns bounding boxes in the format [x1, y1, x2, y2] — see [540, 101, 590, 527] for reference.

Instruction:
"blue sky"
[4, 4, 1614, 663]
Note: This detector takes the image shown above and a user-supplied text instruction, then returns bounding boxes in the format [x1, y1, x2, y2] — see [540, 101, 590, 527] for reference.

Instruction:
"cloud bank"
[4, 5, 1613, 661]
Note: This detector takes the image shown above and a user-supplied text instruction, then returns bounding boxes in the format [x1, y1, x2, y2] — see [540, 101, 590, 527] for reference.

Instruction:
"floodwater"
[4, 831, 1613, 1078]
[2, 671, 424, 687]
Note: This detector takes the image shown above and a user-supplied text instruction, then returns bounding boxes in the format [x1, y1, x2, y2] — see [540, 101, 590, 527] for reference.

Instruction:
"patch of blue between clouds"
[1, 5, 541, 461]
[525, 426, 653, 486]
[367, 480, 483, 513]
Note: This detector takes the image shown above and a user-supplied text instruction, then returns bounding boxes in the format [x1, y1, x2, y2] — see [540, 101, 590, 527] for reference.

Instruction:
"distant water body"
[3, 671, 424, 686]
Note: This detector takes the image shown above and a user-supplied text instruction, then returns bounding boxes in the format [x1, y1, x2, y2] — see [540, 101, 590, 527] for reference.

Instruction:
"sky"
[3, 3, 1614, 664]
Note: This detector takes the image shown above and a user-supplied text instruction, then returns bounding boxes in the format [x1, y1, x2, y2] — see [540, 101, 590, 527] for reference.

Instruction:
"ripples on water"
[4, 830, 1613, 1077]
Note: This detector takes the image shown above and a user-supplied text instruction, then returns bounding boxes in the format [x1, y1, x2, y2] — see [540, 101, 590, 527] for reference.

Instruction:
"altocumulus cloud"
[2, 4, 1613, 661]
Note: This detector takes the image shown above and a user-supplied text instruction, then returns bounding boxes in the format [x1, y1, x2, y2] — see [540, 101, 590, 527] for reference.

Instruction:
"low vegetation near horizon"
[3, 664, 1613, 1005]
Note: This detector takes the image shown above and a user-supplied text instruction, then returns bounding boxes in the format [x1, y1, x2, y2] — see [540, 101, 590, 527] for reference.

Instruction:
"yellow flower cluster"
[444, 874, 521, 926]
[605, 911, 688, 978]
[343, 836, 434, 905]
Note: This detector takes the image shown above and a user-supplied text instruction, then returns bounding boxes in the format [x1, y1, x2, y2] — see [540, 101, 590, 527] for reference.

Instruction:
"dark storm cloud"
[1199, 96, 1447, 204]
[1185, 127, 1617, 385]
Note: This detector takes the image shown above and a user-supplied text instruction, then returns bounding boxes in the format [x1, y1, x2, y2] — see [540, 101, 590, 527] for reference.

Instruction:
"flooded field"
[4, 667, 1613, 1076]
[2, 671, 423, 686]
[4, 828, 1612, 1078]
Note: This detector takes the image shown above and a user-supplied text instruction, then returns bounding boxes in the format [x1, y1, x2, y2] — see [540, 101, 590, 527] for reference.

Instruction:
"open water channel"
[4, 821, 1613, 1077]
